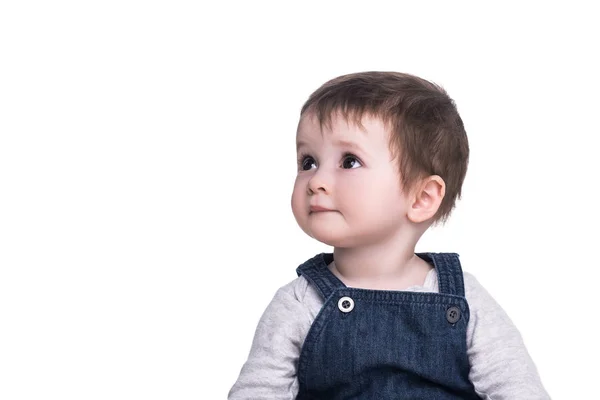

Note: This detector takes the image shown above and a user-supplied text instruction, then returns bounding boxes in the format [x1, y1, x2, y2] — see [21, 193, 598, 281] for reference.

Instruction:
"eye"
[298, 154, 317, 171]
[341, 153, 362, 169]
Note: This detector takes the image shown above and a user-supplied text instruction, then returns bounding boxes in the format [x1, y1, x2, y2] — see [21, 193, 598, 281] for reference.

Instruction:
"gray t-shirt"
[229, 269, 550, 399]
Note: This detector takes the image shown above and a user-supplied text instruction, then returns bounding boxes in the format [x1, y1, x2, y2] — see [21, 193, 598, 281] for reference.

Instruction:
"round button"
[338, 296, 354, 313]
[446, 306, 461, 324]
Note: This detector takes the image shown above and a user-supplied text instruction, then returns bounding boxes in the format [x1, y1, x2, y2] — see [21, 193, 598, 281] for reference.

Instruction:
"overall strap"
[296, 253, 346, 300]
[416, 252, 466, 297]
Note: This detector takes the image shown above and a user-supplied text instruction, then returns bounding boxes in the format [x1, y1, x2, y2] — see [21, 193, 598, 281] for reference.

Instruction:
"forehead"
[296, 112, 389, 150]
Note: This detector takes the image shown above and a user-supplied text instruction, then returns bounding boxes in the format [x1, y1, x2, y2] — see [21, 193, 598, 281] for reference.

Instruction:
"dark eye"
[342, 154, 362, 169]
[300, 155, 317, 171]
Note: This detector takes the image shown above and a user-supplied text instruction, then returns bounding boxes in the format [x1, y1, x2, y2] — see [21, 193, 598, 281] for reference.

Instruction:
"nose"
[307, 169, 330, 195]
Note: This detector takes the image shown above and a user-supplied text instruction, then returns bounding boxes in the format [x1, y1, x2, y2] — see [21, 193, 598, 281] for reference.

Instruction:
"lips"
[310, 205, 333, 212]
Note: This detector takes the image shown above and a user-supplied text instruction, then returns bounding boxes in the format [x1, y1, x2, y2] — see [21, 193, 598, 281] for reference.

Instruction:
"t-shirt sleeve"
[464, 272, 551, 399]
[228, 278, 312, 400]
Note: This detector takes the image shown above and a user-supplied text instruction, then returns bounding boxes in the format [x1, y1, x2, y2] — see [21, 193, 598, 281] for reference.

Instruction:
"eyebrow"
[296, 139, 365, 152]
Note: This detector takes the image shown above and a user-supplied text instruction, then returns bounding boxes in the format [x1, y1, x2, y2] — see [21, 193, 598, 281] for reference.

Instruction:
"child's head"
[291, 71, 468, 247]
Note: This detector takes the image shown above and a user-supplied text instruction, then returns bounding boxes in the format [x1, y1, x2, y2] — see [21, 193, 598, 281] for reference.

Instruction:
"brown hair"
[299, 71, 469, 225]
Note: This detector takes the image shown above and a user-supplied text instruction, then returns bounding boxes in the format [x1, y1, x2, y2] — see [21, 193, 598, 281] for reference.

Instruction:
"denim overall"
[295, 252, 481, 400]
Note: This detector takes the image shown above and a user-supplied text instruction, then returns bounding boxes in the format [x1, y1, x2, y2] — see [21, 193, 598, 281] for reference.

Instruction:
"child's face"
[291, 113, 412, 248]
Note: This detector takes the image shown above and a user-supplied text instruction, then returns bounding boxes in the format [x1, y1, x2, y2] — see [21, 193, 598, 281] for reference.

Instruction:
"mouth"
[310, 206, 334, 213]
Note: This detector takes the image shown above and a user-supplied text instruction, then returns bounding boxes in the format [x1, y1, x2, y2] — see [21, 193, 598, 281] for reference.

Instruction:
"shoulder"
[462, 271, 504, 312]
[462, 271, 483, 299]
[278, 274, 310, 302]
[462, 270, 518, 339]
[462, 271, 504, 315]
[463, 271, 495, 303]
[276, 275, 324, 320]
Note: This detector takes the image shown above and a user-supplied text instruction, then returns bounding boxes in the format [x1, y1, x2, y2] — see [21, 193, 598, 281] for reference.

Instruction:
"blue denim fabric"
[295, 252, 480, 400]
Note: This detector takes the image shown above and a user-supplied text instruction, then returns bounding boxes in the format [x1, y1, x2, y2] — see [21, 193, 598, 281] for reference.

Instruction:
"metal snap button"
[338, 296, 354, 313]
[446, 306, 461, 324]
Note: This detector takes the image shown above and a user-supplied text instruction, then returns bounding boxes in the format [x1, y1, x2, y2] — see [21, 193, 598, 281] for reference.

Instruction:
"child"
[228, 72, 549, 399]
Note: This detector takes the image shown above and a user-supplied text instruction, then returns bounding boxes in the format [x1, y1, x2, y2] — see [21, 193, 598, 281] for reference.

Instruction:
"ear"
[407, 175, 446, 224]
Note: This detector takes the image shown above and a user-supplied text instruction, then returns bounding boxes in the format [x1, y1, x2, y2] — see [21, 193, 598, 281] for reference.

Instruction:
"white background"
[1, 1, 598, 399]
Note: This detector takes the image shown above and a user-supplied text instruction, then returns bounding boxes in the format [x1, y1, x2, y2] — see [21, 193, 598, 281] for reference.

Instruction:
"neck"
[330, 230, 431, 290]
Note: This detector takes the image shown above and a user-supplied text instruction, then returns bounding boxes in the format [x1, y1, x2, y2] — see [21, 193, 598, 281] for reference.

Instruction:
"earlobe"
[407, 176, 446, 224]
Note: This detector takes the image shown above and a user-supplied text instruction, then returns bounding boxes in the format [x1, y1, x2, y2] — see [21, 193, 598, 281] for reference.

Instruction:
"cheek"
[341, 175, 399, 210]
[291, 178, 305, 216]
[338, 175, 375, 204]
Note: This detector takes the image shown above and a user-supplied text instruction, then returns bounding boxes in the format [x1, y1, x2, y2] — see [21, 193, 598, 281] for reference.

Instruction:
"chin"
[302, 225, 338, 245]
[306, 228, 357, 248]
